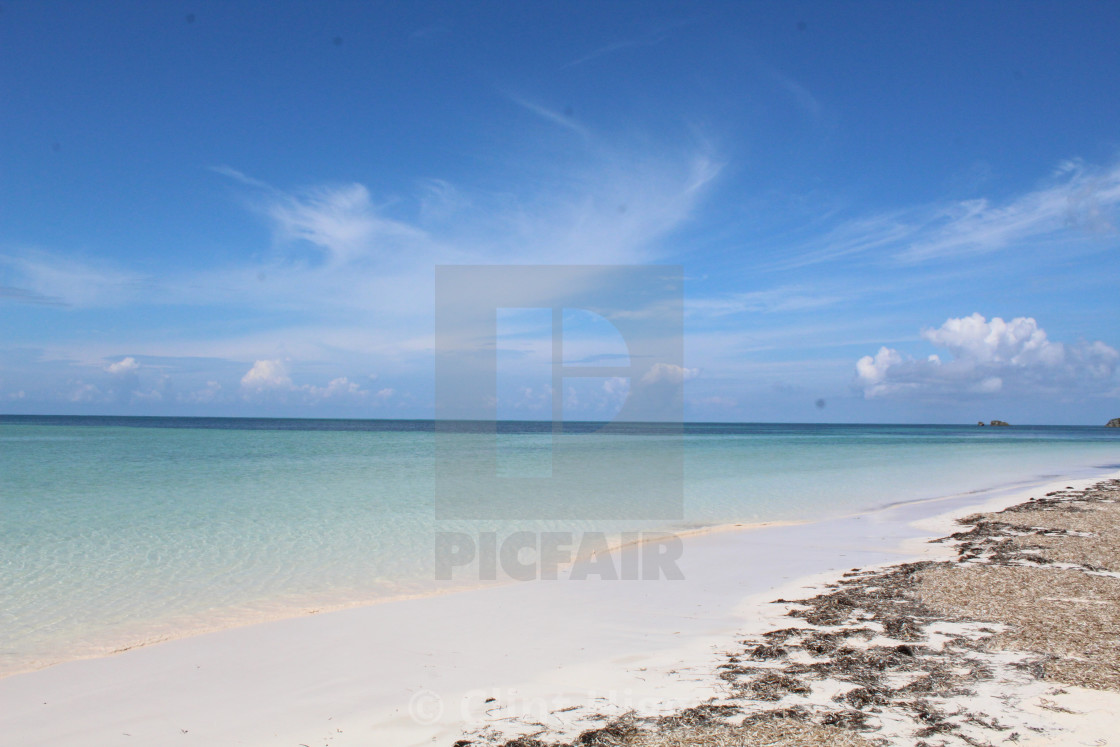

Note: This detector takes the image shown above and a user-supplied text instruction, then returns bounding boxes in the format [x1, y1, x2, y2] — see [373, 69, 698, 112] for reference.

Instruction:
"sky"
[1, 1, 1119, 424]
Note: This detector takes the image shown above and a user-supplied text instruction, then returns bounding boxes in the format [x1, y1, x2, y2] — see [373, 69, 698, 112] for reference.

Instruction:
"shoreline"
[454, 469, 1120, 745]
[478, 475, 1120, 746]
[3, 460, 1112, 681]
[3, 467, 1118, 745]
[0, 516, 810, 681]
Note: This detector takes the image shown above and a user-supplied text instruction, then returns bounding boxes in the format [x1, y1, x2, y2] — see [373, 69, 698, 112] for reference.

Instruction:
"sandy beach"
[6, 2, 1120, 744]
[2, 469, 1118, 746]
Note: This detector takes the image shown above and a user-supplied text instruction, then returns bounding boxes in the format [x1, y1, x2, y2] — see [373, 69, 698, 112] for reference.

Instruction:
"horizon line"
[1, 413, 1114, 429]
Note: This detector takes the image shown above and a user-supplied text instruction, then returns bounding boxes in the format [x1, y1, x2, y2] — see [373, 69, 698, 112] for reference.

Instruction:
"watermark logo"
[433, 265, 686, 580]
[434, 265, 684, 520]
[434, 531, 684, 581]
[407, 688, 444, 726]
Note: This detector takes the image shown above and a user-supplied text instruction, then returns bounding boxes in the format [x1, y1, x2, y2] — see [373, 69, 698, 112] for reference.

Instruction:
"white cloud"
[603, 377, 629, 398]
[509, 96, 592, 139]
[558, 376, 633, 418]
[692, 395, 738, 409]
[0, 283, 65, 306]
[766, 212, 916, 270]
[239, 360, 381, 404]
[640, 363, 699, 385]
[899, 160, 1120, 263]
[0, 250, 142, 308]
[562, 38, 647, 70]
[131, 388, 163, 403]
[766, 68, 822, 118]
[304, 377, 361, 400]
[417, 178, 469, 223]
[559, 21, 687, 70]
[266, 182, 428, 266]
[855, 346, 905, 396]
[179, 380, 223, 404]
[69, 382, 102, 403]
[4, 128, 719, 414]
[921, 314, 1062, 367]
[105, 356, 140, 374]
[688, 285, 847, 316]
[9, 135, 717, 324]
[240, 359, 293, 391]
[856, 313, 1119, 398]
[779, 159, 1120, 269]
[500, 385, 552, 412]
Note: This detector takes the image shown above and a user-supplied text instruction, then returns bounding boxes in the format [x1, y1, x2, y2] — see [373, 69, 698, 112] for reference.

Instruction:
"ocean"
[1, 415, 1118, 676]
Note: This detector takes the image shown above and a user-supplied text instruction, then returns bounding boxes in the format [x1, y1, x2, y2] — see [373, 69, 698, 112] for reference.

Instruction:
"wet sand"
[1, 471, 1117, 746]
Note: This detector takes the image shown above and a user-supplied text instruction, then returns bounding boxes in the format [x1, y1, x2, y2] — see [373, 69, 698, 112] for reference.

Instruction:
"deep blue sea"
[2, 415, 1118, 675]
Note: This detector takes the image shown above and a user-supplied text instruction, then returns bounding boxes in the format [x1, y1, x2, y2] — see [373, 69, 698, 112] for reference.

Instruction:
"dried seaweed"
[477, 479, 1120, 747]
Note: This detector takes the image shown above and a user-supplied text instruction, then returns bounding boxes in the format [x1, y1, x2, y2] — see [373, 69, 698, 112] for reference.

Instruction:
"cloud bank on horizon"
[1, 2, 1119, 424]
[857, 314, 1119, 400]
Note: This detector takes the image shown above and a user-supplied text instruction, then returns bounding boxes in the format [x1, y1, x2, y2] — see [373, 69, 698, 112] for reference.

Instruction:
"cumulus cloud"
[856, 313, 1119, 398]
[640, 363, 699, 385]
[304, 377, 361, 400]
[239, 360, 382, 404]
[105, 356, 140, 374]
[101, 355, 165, 404]
[855, 346, 905, 395]
[922, 314, 1063, 367]
[603, 377, 630, 399]
[560, 377, 633, 417]
[240, 359, 293, 391]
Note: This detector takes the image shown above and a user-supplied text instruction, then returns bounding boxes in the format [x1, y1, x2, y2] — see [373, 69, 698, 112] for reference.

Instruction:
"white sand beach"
[6, 2, 1120, 744]
[4, 470, 1119, 746]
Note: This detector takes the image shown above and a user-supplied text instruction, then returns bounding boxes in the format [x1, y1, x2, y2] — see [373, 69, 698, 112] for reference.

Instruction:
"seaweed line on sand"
[455, 479, 1120, 747]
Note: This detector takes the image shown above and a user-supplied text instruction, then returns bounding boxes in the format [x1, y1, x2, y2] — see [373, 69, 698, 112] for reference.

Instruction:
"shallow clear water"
[1, 416, 1118, 675]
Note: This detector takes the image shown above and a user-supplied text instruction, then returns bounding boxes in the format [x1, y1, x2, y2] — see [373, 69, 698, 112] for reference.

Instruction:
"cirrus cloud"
[776, 158, 1120, 270]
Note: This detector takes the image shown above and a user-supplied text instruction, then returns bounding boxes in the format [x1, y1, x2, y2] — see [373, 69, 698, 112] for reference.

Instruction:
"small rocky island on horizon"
[977, 420, 1011, 426]
[1108, 418, 1120, 427]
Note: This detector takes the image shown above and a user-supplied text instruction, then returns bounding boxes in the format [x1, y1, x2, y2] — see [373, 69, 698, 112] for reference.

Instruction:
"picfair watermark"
[434, 530, 685, 581]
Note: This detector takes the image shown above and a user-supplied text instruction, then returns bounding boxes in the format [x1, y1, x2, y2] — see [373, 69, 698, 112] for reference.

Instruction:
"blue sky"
[2, 1, 1119, 424]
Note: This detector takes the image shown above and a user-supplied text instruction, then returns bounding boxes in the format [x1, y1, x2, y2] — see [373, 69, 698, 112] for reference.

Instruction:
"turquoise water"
[1, 416, 1118, 675]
